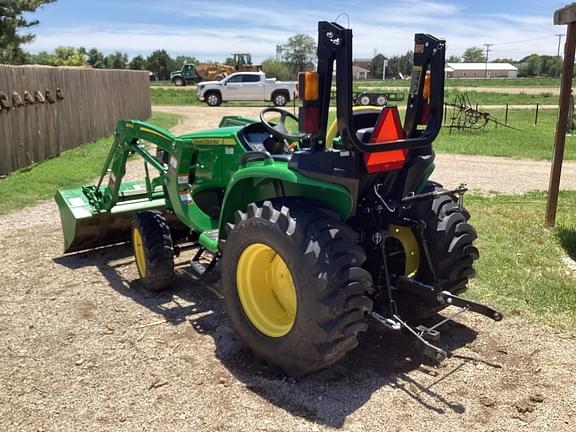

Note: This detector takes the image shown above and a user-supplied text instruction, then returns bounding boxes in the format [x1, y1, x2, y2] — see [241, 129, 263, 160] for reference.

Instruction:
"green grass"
[443, 90, 557, 105]
[151, 88, 202, 105]
[149, 80, 173, 87]
[150, 87, 299, 107]
[434, 108, 576, 160]
[356, 77, 560, 88]
[326, 107, 568, 160]
[152, 87, 557, 107]
[0, 112, 181, 215]
[353, 88, 557, 105]
[465, 192, 576, 330]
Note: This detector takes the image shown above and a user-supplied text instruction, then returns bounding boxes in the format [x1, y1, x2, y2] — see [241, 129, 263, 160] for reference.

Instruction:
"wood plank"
[0, 66, 151, 175]
[546, 21, 576, 225]
[555, 3, 576, 25]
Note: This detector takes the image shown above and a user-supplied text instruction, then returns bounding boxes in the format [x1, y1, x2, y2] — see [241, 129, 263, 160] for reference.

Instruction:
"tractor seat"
[355, 127, 374, 143]
[239, 122, 293, 161]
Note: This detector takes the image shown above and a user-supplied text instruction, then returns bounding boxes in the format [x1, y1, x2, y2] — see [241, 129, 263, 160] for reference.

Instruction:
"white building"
[445, 63, 518, 79]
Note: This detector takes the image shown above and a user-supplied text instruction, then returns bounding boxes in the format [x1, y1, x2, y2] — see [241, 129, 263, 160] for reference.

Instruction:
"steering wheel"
[260, 107, 309, 142]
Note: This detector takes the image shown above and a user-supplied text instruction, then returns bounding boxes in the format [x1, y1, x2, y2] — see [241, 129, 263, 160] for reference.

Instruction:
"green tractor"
[56, 21, 501, 376]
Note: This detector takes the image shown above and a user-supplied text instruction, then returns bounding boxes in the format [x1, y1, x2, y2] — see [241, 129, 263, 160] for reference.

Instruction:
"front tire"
[221, 200, 373, 376]
[131, 211, 175, 291]
[205, 91, 222, 107]
[173, 77, 185, 86]
[272, 91, 288, 107]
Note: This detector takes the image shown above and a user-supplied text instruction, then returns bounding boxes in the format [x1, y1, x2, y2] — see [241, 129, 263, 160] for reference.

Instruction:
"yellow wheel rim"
[389, 224, 420, 278]
[236, 243, 297, 338]
[132, 227, 147, 277]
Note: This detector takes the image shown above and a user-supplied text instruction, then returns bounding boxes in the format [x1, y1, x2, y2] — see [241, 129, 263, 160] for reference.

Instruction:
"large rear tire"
[131, 211, 175, 291]
[221, 200, 373, 376]
[392, 183, 479, 320]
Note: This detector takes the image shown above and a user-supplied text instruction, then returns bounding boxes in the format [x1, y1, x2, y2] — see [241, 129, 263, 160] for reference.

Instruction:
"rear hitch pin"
[392, 314, 448, 363]
[457, 183, 466, 210]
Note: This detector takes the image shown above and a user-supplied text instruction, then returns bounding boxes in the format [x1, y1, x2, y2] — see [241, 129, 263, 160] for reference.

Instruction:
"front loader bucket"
[55, 180, 168, 254]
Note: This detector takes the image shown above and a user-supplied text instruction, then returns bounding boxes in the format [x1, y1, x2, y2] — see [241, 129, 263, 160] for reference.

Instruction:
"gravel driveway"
[1, 105, 575, 431]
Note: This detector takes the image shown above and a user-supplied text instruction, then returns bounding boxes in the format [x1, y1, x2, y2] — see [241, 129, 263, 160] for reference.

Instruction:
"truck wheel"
[391, 182, 479, 320]
[205, 91, 222, 107]
[173, 77, 185, 86]
[131, 211, 175, 291]
[375, 94, 388, 106]
[358, 93, 371, 106]
[272, 91, 289, 107]
[222, 199, 373, 376]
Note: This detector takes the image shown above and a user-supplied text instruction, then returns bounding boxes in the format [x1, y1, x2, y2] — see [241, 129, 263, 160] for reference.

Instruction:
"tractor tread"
[132, 211, 174, 291]
[222, 198, 373, 376]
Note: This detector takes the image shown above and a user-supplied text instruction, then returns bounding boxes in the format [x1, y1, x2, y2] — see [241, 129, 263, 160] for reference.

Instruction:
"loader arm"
[87, 120, 176, 212]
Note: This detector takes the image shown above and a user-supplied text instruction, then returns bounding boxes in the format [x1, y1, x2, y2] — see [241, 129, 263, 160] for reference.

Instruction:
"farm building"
[353, 65, 370, 80]
[445, 62, 518, 78]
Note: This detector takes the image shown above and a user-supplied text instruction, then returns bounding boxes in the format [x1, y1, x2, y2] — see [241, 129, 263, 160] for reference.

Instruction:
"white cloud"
[27, 1, 560, 61]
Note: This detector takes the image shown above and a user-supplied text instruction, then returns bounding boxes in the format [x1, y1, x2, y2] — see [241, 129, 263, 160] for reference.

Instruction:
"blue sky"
[26, 0, 567, 62]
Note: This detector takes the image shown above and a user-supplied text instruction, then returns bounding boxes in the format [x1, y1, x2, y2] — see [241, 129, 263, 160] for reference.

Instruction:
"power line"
[493, 36, 553, 46]
[556, 33, 565, 57]
[483, 43, 493, 78]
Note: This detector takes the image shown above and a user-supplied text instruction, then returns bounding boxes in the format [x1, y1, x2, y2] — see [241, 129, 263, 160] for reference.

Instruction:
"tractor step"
[199, 229, 219, 252]
[187, 245, 219, 277]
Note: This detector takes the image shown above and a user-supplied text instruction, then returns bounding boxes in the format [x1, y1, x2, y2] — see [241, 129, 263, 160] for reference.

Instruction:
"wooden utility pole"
[546, 4, 576, 226]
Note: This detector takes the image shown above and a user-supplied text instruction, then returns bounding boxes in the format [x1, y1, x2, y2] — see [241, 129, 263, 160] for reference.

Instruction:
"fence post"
[534, 103, 540, 126]
[505, 103, 509, 125]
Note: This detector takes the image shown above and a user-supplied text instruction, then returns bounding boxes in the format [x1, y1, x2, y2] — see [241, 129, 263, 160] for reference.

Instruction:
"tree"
[284, 33, 316, 77]
[386, 51, 413, 78]
[146, 50, 175, 80]
[129, 55, 146, 70]
[492, 58, 516, 63]
[261, 58, 290, 81]
[105, 51, 128, 69]
[462, 47, 486, 63]
[371, 53, 386, 79]
[447, 55, 461, 63]
[174, 55, 198, 67]
[27, 50, 53, 65]
[0, 0, 56, 64]
[87, 48, 105, 68]
[51, 46, 85, 66]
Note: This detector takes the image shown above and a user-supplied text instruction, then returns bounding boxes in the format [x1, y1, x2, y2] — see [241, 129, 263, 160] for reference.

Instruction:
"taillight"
[298, 72, 319, 101]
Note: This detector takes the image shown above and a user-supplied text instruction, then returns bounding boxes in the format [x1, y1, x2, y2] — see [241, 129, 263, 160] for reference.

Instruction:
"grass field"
[434, 108, 575, 160]
[356, 77, 561, 88]
[151, 87, 557, 107]
[467, 191, 576, 330]
[0, 112, 181, 215]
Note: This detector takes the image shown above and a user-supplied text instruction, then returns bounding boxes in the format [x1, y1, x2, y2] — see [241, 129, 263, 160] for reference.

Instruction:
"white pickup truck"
[197, 72, 298, 107]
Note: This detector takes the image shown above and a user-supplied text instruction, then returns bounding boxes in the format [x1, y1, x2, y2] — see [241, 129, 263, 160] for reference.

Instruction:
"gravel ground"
[2, 105, 576, 431]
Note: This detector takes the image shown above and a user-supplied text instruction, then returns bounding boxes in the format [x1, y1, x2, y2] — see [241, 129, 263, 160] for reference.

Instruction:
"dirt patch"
[2, 105, 576, 431]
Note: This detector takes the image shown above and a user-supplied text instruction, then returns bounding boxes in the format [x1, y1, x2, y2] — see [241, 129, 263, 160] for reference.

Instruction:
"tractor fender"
[218, 161, 354, 240]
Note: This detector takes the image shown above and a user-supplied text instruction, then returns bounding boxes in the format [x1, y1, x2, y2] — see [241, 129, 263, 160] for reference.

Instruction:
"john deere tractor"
[56, 21, 501, 376]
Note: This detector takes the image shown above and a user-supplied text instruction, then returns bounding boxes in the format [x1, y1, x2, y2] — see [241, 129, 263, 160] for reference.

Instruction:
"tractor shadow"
[557, 226, 576, 261]
[55, 246, 482, 428]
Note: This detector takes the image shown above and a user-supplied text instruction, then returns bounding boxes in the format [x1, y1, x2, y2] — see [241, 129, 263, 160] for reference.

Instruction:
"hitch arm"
[437, 291, 503, 321]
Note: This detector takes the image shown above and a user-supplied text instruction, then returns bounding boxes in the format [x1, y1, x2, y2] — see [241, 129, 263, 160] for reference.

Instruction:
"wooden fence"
[0, 65, 151, 175]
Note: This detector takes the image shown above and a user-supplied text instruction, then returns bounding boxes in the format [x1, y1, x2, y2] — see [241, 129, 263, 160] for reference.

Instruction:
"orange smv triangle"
[363, 106, 407, 173]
